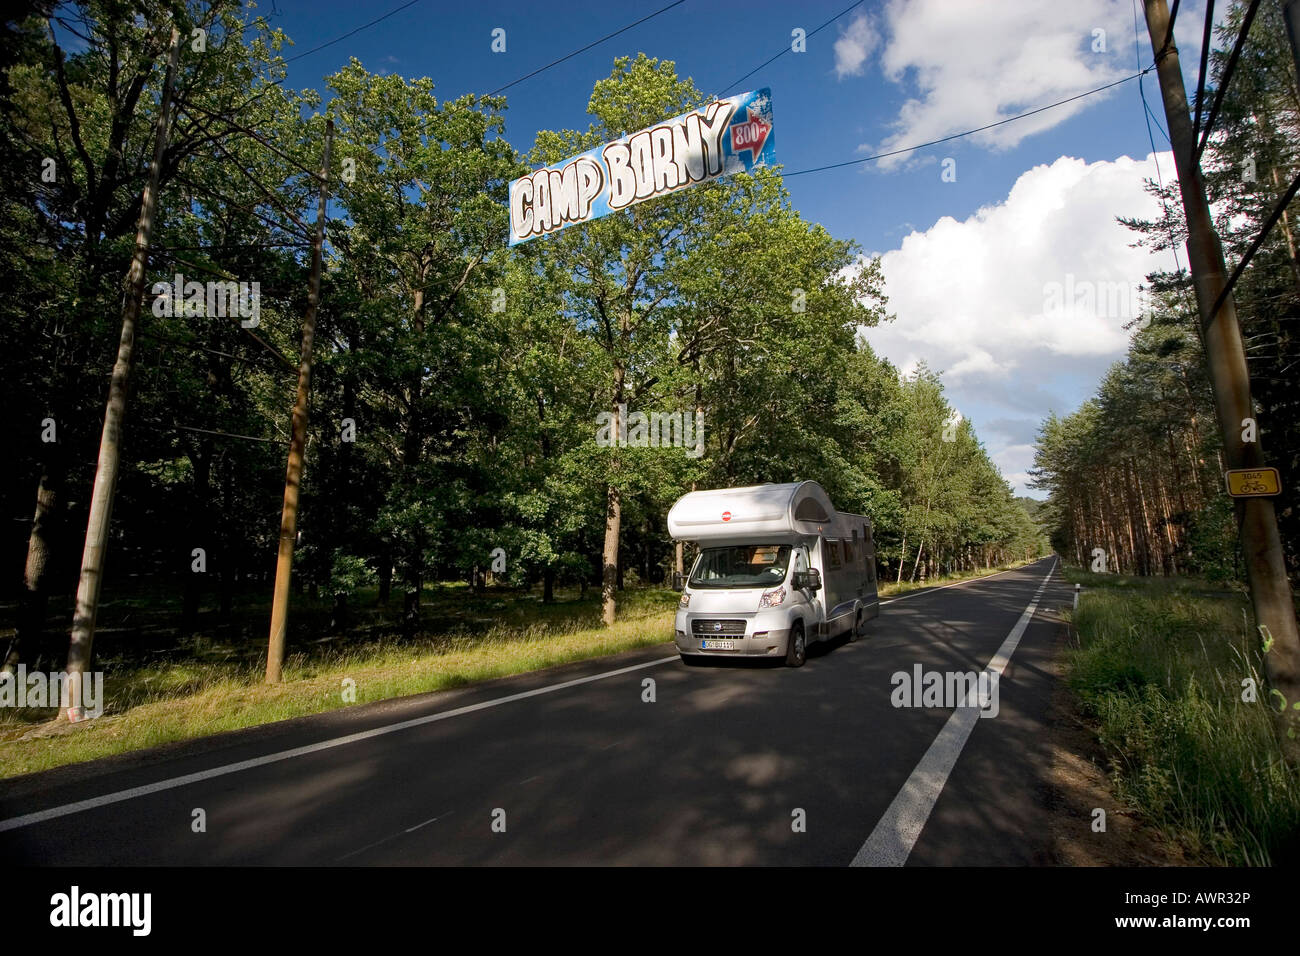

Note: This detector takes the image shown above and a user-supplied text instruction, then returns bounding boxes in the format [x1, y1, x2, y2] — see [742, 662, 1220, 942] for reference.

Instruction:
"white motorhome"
[667, 481, 879, 667]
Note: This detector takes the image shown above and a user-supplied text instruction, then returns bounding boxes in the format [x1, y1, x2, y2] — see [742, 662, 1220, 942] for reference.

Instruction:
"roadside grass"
[0, 587, 678, 780]
[877, 557, 1041, 598]
[1063, 569, 1300, 865]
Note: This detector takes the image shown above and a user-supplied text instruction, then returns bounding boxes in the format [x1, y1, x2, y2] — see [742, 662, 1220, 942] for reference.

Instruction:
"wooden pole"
[1144, 0, 1300, 727]
[64, 25, 182, 721]
[265, 119, 333, 683]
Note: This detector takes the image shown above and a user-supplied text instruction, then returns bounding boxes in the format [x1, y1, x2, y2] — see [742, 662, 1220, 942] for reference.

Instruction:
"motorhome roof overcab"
[666, 481, 879, 667]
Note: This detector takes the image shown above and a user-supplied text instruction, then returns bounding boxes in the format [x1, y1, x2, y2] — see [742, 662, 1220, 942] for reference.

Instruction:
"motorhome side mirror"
[804, 569, 822, 592]
[671, 572, 684, 591]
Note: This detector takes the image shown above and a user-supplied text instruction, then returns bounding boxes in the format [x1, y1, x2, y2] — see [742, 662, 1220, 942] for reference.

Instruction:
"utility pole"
[64, 25, 182, 721]
[1143, 0, 1300, 727]
[266, 119, 333, 683]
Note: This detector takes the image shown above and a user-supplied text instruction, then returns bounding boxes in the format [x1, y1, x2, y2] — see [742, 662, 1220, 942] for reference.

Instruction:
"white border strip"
[850, 557, 1058, 866]
[0, 656, 678, 834]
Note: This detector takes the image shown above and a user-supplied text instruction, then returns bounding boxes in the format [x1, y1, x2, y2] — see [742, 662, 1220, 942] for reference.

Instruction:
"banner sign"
[508, 88, 775, 246]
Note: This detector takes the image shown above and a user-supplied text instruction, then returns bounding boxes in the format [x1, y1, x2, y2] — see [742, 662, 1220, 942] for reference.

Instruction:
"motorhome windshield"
[689, 545, 792, 589]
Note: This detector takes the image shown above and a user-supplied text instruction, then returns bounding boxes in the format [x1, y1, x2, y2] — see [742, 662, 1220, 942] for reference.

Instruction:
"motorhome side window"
[689, 545, 793, 589]
[842, 539, 853, 564]
[826, 538, 841, 568]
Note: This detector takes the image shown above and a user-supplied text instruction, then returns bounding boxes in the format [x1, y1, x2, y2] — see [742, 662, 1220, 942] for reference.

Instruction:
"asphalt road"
[0, 556, 1075, 866]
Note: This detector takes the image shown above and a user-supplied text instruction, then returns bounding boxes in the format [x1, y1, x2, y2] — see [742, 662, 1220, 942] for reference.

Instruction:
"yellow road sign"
[1225, 467, 1281, 497]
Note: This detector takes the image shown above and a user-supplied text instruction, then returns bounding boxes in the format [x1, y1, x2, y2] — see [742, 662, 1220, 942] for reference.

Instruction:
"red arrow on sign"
[729, 106, 770, 161]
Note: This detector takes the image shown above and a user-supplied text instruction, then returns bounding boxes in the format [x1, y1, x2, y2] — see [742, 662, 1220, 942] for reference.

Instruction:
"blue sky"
[263, 0, 1222, 495]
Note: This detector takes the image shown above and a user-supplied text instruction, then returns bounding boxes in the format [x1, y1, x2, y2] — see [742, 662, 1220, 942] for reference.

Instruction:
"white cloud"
[993, 445, 1039, 498]
[851, 0, 1217, 168]
[858, 152, 1175, 493]
[834, 13, 881, 79]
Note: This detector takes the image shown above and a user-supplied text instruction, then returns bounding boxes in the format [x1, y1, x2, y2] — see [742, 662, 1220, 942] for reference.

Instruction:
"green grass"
[1064, 571, 1300, 865]
[0, 587, 679, 779]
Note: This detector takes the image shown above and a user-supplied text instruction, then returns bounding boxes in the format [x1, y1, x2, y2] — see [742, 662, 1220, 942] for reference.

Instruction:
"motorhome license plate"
[700, 640, 734, 650]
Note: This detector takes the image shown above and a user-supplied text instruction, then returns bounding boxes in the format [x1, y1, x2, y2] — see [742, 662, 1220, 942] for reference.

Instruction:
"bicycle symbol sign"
[1224, 467, 1281, 498]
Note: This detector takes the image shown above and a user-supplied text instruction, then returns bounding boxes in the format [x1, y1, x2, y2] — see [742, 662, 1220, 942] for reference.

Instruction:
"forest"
[0, 1, 1049, 681]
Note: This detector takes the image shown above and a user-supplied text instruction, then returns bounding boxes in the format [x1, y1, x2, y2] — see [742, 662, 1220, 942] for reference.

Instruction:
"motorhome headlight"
[679, 591, 690, 608]
[759, 586, 786, 608]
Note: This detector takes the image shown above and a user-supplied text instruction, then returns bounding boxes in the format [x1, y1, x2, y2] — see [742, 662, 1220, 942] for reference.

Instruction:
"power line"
[137, 327, 290, 376]
[1134, 0, 1182, 274]
[715, 0, 866, 97]
[156, 242, 313, 252]
[175, 424, 280, 444]
[782, 68, 1152, 179]
[262, 0, 686, 103]
[134, 421, 281, 444]
[1143, 96, 1172, 144]
[1209, 168, 1300, 319]
[284, 0, 427, 64]
[1160, 0, 1183, 57]
[487, 0, 688, 96]
[174, 95, 325, 183]
[1191, 0, 1216, 141]
[1195, 0, 1263, 162]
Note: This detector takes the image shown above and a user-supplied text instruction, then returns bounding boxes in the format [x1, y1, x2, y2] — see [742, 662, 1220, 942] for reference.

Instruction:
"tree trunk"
[218, 457, 235, 620]
[64, 27, 180, 717]
[1270, 165, 1300, 298]
[402, 283, 427, 632]
[181, 436, 212, 633]
[602, 483, 622, 626]
[265, 119, 334, 681]
[601, 364, 625, 626]
[5, 458, 63, 672]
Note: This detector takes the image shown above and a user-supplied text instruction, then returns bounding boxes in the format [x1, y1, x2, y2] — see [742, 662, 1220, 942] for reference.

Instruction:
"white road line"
[339, 809, 455, 860]
[851, 557, 1059, 867]
[405, 811, 451, 833]
[0, 656, 679, 834]
[879, 559, 1044, 606]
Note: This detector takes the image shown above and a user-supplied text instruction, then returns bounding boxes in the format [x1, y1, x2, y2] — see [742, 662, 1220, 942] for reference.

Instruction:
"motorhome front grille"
[691, 619, 747, 635]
